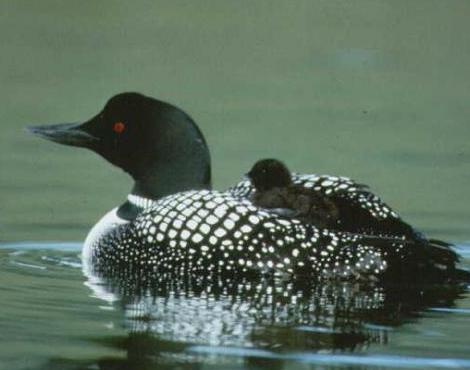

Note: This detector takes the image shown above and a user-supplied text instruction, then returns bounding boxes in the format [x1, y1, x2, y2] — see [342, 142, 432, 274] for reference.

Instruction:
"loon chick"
[27, 92, 467, 283]
[247, 159, 339, 228]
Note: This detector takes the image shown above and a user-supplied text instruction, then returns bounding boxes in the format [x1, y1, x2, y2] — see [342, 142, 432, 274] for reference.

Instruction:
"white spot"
[278, 219, 291, 227]
[192, 233, 203, 243]
[229, 213, 240, 221]
[241, 225, 252, 233]
[223, 219, 235, 230]
[214, 228, 226, 238]
[200, 224, 211, 234]
[248, 215, 260, 224]
[187, 220, 198, 230]
[236, 206, 248, 213]
[182, 208, 194, 217]
[181, 230, 190, 240]
[214, 205, 228, 218]
[209, 236, 218, 245]
[198, 209, 209, 218]
[207, 215, 218, 225]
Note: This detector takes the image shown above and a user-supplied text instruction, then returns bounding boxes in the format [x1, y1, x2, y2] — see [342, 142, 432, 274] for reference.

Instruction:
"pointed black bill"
[26, 122, 99, 148]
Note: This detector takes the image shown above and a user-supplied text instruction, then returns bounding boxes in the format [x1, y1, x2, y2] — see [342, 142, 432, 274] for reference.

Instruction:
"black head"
[28, 92, 211, 199]
[247, 158, 292, 191]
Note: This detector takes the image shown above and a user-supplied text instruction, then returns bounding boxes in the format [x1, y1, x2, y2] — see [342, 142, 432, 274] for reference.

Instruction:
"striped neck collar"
[127, 194, 158, 209]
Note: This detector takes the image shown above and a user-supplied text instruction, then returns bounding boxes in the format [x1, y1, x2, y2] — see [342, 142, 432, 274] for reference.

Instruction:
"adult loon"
[28, 92, 467, 283]
[247, 158, 340, 228]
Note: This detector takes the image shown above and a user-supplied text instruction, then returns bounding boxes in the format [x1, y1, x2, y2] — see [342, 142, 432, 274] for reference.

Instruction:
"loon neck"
[130, 156, 212, 200]
[121, 173, 210, 221]
[128, 105, 212, 200]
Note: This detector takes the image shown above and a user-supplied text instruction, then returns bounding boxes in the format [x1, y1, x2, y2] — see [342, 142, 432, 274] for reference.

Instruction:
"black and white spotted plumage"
[90, 186, 460, 283]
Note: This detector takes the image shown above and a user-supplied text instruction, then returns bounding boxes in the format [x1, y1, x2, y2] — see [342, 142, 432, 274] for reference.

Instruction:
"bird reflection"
[75, 263, 466, 370]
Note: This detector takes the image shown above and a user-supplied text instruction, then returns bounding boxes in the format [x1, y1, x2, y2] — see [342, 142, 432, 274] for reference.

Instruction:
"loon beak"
[26, 122, 99, 148]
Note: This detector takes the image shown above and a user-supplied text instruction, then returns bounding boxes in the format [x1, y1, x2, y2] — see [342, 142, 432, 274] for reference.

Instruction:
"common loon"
[28, 92, 467, 283]
[247, 158, 340, 228]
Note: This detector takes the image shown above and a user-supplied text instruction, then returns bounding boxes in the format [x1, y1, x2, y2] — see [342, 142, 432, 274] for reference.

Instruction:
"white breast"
[82, 207, 129, 266]
[81, 207, 129, 303]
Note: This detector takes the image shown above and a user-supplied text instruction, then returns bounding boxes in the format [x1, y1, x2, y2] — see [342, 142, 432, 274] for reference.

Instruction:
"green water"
[1, 1, 470, 369]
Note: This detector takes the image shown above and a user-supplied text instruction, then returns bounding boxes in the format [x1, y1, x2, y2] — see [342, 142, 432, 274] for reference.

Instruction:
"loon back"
[27, 92, 468, 284]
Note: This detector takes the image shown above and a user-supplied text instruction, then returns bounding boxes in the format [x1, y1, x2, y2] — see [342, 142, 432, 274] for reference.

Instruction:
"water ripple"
[189, 346, 470, 368]
[0, 241, 82, 251]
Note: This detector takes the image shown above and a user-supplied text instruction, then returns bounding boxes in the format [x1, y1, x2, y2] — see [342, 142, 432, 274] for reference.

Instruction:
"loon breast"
[83, 207, 129, 265]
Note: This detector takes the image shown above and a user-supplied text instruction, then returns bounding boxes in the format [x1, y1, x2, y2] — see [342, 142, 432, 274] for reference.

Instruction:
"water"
[1, 242, 470, 370]
[2, 1, 470, 369]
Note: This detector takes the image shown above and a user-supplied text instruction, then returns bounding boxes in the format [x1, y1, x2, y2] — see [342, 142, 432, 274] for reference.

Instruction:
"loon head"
[247, 158, 293, 191]
[28, 92, 211, 199]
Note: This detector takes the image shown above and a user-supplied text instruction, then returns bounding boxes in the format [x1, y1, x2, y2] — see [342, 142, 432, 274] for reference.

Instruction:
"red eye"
[113, 121, 126, 133]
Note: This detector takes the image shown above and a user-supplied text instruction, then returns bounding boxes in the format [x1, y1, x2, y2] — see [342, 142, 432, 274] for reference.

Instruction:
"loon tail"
[383, 237, 470, 284]
[426, 238, 470, 282]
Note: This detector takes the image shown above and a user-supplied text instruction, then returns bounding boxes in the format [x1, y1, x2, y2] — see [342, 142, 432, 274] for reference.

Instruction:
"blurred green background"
[1, 0, 470, 242]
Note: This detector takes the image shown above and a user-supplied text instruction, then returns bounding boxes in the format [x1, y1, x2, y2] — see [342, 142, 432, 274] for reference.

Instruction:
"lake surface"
[1, 242, 470, 370]
[1, 1, 470, 369]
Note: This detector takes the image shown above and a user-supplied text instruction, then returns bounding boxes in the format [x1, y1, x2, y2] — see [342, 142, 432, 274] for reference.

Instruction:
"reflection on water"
[88, 264, 465, 351]
[1, 243, 470, 369]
